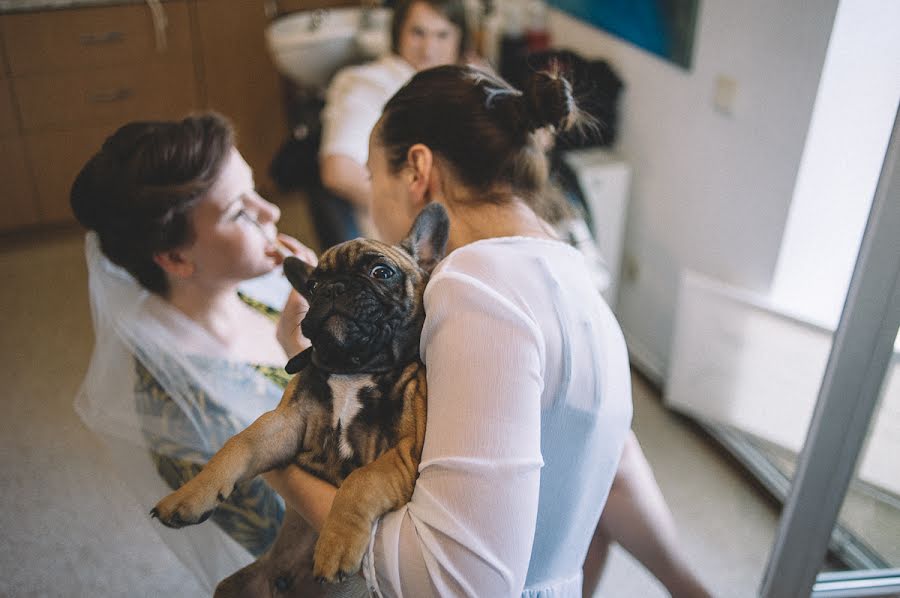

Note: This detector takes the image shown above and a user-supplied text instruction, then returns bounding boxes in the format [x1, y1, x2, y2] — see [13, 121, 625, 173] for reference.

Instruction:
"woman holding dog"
[320, 8, 708, 593]
[263, 65, 708, 597]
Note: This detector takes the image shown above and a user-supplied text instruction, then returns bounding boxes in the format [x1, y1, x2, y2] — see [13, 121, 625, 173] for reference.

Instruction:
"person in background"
[70, 113, 317, 592]
[316, 0, 470, 244]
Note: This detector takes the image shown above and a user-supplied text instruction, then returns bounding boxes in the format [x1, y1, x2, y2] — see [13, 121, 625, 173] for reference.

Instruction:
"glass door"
[759, 105, 900, 597]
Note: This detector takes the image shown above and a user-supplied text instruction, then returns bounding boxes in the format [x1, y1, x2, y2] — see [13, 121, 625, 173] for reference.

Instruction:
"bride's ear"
[153, 250, 194, 279]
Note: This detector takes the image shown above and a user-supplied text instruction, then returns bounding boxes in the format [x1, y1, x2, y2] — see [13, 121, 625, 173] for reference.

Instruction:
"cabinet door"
[0, 136, 40, 231]
[0, 77, 17, 136]
[24, 127, 110, 224]
[195, 0, 286, 193]
[16, 60, 197, 132]
[2, 2, 193, 76]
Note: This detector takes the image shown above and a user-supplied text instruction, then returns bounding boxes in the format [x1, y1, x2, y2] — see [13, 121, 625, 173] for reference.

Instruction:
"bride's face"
[180, 147, 282, 285]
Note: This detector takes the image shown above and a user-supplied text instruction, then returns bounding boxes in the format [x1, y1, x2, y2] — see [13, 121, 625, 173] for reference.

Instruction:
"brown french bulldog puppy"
[151, 203, 450, 596]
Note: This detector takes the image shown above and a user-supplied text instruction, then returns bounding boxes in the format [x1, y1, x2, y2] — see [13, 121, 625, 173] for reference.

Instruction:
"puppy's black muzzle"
[301, 277, 393, 372]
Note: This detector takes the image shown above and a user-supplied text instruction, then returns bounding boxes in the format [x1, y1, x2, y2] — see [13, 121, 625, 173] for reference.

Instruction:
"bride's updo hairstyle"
[376, 64, 581, 207]
[71, 113, 233, 296]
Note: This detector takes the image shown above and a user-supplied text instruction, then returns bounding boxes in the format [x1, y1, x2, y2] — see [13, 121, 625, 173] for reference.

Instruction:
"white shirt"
[320, 55, 415, 166]
[362, 237, 633, 597]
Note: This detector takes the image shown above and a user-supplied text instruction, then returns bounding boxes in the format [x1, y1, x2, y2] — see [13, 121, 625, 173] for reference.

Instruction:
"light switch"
[713, 75, 737, 116]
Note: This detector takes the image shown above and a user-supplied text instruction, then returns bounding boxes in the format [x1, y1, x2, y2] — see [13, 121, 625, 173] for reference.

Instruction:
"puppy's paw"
[312, 519, 370, 584]
[151, 478, 230, 529]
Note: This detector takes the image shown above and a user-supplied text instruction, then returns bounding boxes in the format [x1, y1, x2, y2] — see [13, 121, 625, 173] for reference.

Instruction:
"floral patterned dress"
[134, 294, 289, 557]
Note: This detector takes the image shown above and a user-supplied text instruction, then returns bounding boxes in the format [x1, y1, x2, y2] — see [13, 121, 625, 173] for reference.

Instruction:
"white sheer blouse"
[361, 237, 633, 597]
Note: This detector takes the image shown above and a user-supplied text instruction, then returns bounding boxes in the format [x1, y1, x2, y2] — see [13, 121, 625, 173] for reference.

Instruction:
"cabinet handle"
[88, 88, 134, 103]
[79, 31, 125, 45]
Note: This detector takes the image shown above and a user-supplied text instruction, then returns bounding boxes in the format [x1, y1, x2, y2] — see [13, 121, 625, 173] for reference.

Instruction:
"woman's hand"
[277, 288, 310, 357]
[270, 233, 317, 357]
[262, 465, 337, 532]
[268, 233, 318, 267]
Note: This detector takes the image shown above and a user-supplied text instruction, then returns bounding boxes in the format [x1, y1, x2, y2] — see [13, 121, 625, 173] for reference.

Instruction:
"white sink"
[266, 7, 392, 90]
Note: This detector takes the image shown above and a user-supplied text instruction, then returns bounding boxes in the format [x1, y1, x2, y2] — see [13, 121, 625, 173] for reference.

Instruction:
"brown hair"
[70, 113, 234, 296]
[390, 0, 470, 60]
[376, 65, 580, 213]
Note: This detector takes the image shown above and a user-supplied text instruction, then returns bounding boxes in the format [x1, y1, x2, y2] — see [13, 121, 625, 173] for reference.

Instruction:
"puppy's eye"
[370, 264, 394, 280]
[307, 279, 318, 293]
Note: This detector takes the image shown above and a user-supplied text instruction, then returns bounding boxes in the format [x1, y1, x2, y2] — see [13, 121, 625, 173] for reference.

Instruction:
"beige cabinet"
[2, 1, 198, 227]
[0, 77, 16, 135]
[0, 136, 41, 230]
[2, 2, 193, 75]
[0, 41, 40, 230]
[194, 0, 287, 194]
[16, 61, 198, 132]
[23, 127, 114, 224]
[193, 0, 360, 193]
[0, 0, 320, 233]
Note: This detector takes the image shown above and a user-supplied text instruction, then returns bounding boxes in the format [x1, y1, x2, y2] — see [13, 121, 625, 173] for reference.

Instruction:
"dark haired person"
[263, 65, 632, 597]
[71, 113, 317, 591]
[317, 0, 470, 244]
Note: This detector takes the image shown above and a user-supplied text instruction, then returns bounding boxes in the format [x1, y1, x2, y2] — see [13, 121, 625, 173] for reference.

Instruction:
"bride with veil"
[70, 113, 316, 591]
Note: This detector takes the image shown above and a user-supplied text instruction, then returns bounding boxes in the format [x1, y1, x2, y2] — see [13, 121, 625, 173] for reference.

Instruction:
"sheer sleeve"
[362, 271, 546, 597]
[134, 361, 284, 557]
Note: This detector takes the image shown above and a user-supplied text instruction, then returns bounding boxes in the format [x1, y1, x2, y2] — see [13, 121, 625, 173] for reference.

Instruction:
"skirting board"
[622, 328, 666, 390]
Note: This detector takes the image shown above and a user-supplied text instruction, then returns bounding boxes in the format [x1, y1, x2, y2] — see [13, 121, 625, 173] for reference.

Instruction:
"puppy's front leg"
[312, 435, 420, 582]
[153, 407, 303, 529]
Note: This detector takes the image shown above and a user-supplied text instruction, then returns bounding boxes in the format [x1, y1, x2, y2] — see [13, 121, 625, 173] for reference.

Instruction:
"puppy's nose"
[322, 281, 347, 299]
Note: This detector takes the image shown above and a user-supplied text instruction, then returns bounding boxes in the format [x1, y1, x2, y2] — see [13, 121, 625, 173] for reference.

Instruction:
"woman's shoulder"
[329, 54, 414, 93]
[425, 237, 587, 322]
[431, 236, 584, 285]
[426, 235, 612, 329]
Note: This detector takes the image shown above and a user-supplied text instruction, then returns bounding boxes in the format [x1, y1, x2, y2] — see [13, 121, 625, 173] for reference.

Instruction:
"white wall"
[547, 1, 839, 380]
[769, 0, 900, 331]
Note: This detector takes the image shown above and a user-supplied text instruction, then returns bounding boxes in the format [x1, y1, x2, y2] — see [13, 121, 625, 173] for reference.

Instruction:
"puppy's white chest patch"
[327, 375, 372, 459]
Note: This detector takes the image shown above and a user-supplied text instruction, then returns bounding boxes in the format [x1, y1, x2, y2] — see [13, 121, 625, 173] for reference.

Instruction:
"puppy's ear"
[400, 203, 450, 274]
[283, 256, 316, 298]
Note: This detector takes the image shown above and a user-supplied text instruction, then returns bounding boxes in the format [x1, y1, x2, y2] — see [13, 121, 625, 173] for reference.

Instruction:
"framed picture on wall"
[547, 0, 699, 69]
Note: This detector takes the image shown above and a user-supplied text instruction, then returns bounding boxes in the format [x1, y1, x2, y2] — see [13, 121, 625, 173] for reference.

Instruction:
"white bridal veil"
[74, 232, 289, 591]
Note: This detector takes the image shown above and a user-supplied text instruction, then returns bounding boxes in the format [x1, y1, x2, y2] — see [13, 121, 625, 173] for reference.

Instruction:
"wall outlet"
[623, 253, 640, 283]
[713, 75, 738, 116]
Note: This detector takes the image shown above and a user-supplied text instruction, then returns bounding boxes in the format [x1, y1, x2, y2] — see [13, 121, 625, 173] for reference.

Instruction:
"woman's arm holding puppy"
[262, 232, 333, 527]
[261, 466, 336, 532]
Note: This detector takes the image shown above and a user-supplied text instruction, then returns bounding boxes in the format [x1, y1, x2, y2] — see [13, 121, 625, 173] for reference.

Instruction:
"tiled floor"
[0, 195, 781, 597]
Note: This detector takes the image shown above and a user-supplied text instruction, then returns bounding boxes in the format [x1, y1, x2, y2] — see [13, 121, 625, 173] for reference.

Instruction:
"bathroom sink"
[266, 7, 392, 90]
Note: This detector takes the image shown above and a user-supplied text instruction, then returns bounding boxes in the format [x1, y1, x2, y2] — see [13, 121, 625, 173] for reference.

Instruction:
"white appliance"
[562, 148, 631, 309]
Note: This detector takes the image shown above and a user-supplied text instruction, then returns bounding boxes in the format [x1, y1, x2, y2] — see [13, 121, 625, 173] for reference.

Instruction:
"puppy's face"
[284, 204, 449, 373]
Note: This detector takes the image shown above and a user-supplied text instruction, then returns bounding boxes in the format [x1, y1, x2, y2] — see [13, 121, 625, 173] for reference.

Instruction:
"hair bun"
[523, 71, 574, 131]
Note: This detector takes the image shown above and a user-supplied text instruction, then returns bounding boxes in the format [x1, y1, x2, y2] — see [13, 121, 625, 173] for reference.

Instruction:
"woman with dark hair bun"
[71, 113, 319, 591]
[364, 65, 710, 598]
[262, 65, 633, 597]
